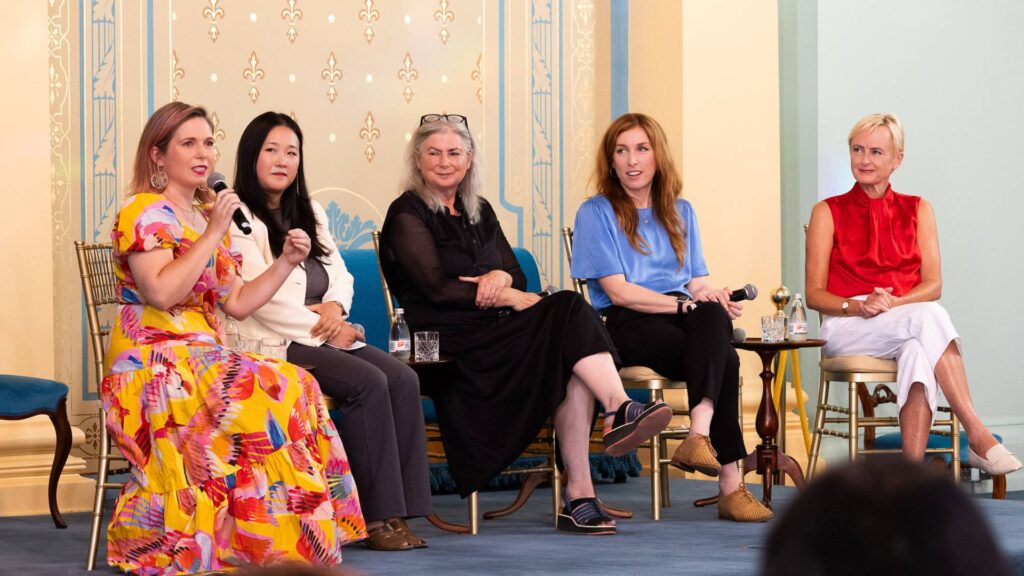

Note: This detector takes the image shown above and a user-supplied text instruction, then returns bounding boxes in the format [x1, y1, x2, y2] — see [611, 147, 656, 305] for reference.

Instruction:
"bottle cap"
[396, 307, 404, 314]
[794, 293, 802, 299]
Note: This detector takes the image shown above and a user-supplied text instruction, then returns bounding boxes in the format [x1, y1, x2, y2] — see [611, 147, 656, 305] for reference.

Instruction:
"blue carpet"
[2, 476, 1022, 575]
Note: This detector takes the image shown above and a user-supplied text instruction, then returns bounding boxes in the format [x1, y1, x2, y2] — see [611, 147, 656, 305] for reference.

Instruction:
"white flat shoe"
[967, 444, 1023, 476]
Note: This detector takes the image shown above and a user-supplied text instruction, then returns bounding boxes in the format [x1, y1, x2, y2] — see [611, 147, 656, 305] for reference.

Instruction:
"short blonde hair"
[848, 113, 904, 154]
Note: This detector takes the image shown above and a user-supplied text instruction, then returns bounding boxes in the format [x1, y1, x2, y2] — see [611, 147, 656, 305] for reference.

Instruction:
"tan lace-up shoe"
[670, 433, 721, 477]
[718, 486, 773, 522]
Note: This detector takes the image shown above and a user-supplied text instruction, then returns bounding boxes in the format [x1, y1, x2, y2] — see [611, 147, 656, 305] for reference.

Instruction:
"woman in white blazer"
[231, 112, 431, 551]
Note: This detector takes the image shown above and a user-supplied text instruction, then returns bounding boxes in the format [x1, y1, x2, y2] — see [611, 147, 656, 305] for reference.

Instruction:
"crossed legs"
[554, 352, 630, 502]
[900, 341, 999, 459]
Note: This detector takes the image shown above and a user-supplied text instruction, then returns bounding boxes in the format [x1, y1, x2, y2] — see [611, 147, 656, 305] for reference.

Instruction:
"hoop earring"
[609, 167, 618, 180]
[150, 166, 168, 190]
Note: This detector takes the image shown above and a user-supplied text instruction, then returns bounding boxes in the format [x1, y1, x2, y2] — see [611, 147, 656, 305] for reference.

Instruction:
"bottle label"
[789, 321, 808, 335]
[389, 340, 410, 352]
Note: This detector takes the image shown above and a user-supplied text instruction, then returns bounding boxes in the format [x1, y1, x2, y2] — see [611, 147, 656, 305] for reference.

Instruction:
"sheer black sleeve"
[385, 210, 480, 309]
[486, 202, 527, 290]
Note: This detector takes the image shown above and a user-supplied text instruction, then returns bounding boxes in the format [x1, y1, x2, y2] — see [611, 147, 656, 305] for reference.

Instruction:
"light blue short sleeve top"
[570, 195, 708, 310]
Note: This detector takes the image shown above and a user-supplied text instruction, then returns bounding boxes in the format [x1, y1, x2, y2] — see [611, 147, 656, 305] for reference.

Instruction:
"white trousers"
[820, 301, 961, 421]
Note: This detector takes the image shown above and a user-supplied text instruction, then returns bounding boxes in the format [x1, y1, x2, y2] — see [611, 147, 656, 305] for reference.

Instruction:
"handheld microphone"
[680, 284, 758, 315]
[207, 172, 252, 235]
[537, 285, 560, 298]
[730, 284, 758, 302]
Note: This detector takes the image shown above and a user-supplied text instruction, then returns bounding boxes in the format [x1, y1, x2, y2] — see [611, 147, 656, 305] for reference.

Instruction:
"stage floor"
[2, 476, 1022, 575]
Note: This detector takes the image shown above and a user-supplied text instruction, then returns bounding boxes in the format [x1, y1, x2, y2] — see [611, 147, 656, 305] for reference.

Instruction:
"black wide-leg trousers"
[604, 302, 746, 465]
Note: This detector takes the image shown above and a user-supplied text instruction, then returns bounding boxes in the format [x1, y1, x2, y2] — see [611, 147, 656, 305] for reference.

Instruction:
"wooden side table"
[733, 338, 826, 507]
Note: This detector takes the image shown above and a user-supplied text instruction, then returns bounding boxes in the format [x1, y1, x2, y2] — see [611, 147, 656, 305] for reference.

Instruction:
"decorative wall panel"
[52, 0, 605, 466]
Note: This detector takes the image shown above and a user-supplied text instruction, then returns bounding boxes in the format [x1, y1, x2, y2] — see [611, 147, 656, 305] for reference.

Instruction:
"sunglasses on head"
[419, 114, 469, 129]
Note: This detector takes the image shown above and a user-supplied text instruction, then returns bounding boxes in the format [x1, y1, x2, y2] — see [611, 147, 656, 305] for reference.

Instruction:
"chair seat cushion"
[0, 374, 69, 417]
[874, 431, 1003, 464]
[619, 365, 672, 381]
[821, 355, 897, 373]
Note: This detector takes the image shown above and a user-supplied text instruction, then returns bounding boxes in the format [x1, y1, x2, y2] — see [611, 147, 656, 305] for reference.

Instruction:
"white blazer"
[230, 200, 354, 347]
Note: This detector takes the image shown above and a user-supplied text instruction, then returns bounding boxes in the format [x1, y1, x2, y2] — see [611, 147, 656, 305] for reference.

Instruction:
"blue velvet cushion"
[338, 248, 392, 351]
[0, 374, 69, 417]
[874, 431, 1004, 464]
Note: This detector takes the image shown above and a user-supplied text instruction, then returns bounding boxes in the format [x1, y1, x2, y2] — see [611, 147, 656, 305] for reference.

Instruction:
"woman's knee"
[689, 302, 731, 332]
[916, 302, 953, 328]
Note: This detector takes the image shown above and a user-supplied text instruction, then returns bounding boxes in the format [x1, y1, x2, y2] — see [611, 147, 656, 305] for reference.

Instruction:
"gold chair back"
[73, 241, 126, 571]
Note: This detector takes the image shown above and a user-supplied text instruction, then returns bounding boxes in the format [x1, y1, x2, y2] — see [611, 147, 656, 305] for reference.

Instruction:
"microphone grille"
[207, 171, 227, 188]
[745, 284, 758, 300]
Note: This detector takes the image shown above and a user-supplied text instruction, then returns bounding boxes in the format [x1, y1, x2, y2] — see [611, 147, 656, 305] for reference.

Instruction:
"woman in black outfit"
[379, 114, 672, 535]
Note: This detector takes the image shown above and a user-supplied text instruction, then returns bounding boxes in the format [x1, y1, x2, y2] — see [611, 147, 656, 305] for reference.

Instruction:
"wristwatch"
[841, 300, 850, 316]
[676, 296, 688, 317]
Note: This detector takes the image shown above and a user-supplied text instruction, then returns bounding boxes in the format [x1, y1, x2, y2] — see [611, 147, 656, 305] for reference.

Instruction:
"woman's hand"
[495, 287, 541, 312]
[459, 270, 513, 308]
[280, 229, 311, 266]
[693, 284, 739, 317]
[327, 323, 364, 349]
[308, 301, 345, 340]
[206, 190, 243, 237]
[859, 287, 894, 318]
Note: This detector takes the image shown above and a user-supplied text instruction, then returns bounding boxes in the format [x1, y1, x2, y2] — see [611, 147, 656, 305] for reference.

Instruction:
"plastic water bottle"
[788, 293, 808, 341]
[224, 316, 240, 350]
[389, 308, 411, 360]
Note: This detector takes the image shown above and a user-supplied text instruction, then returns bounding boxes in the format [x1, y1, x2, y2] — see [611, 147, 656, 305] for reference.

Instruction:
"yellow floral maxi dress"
[102, 193, 365, 575]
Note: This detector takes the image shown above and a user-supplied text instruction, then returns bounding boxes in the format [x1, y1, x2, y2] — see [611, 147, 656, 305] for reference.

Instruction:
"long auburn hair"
[594, 113, 686, 267]
[233, 112, 332, 263]
[129, 101, 214, 202]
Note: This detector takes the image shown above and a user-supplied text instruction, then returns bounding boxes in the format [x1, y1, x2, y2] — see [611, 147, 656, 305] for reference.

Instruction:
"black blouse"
[379, 191, 526, 328]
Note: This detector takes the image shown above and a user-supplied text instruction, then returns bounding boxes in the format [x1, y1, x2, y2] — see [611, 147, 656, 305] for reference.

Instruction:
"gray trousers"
[287, 342, 432, 522]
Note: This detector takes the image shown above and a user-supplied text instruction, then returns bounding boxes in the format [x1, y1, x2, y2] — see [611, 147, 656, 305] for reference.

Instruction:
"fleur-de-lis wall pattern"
[53, 0, 603, 432]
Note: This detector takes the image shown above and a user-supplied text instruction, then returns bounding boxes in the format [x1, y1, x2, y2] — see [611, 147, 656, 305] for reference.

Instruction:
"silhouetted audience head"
[761, 457, 1010, 576]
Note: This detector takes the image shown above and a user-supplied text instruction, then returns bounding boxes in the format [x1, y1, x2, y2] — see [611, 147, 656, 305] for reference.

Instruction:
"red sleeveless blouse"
[825, 183, 922, 298]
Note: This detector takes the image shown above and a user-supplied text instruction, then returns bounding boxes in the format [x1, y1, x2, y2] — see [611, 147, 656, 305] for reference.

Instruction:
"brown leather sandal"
[388, 518, 428, 549]
[364, 523, 415, 551]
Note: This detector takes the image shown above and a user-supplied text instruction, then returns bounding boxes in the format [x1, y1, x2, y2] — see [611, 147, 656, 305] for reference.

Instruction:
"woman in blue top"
[572, 113, 770, 522]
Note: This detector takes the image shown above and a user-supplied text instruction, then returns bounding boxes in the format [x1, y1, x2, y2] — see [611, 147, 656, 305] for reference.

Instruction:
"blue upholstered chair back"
[338, 248, 391, 350]
[340, 246, 544, 351]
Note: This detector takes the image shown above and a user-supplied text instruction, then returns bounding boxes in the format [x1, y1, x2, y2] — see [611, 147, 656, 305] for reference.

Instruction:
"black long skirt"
[414, 290, 616, 497]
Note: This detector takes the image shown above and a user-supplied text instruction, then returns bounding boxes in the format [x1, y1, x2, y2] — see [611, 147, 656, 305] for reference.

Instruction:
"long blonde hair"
[593, 113, 686, 267]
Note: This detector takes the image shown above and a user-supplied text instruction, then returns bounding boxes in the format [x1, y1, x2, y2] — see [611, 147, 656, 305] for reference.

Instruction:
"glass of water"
[414, 331, 440, 362]
[761, 315, 786, 343]
[260, 337, 288, 360]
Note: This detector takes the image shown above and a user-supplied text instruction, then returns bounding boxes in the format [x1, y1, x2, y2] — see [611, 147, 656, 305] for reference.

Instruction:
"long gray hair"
[399, 118, 484, 223]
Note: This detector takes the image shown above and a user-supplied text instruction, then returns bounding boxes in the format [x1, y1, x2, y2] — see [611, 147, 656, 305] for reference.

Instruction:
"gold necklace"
[167, 195, 201, 228]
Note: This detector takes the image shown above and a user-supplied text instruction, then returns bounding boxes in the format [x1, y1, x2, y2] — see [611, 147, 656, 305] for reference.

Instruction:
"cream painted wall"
[0, 1, 54, 378]
[681, 0, 781, 334]
[628, 1, 683, 165]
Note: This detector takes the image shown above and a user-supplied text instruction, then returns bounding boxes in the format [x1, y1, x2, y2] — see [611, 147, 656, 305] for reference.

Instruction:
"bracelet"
[676, 296, 689, 317]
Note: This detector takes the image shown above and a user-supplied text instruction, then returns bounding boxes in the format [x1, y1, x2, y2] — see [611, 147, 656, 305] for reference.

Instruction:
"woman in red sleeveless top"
[805, 113, 1020, 476]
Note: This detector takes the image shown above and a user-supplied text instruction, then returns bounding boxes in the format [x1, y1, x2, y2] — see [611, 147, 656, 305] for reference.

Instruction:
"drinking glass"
[414, 331, 440, 362]
[260, 337, 288, 360]
[761, 315, 786, 343]
[236, 337, 261, 355]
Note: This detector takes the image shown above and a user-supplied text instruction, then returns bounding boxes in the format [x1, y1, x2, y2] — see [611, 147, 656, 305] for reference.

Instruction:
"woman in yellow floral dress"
[102, 102, 365, 575]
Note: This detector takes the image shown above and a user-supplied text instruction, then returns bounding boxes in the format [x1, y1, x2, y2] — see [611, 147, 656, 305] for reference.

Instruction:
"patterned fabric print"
[102, 194, 365, 575]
